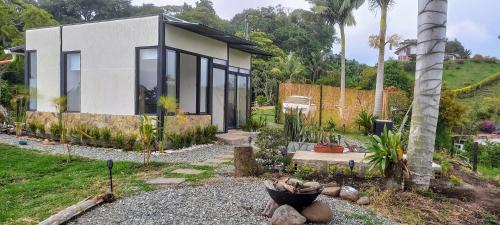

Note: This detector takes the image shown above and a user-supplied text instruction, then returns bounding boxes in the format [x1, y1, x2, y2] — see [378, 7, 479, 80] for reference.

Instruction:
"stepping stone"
[203, 158, 226, 164]
[145, 177, 185, 185]
[218, 154, 234, 159]
[171, 168, 205, 175]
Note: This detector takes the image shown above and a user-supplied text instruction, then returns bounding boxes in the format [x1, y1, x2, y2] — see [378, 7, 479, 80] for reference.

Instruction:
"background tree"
[370, 0, 395, 117]
[309, 0, 364, 124]
[407, 0, 448, 190]
[445, 38, 471, 59]
[38, 0, 133, 23]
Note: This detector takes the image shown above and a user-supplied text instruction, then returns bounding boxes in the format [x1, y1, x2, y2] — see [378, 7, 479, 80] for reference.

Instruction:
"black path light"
[107, 160, 114, 193]
[348, 160, 355, 185]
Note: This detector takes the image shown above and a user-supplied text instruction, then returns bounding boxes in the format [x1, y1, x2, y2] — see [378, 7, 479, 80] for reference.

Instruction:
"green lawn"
[251, 107, 276, 124]
[443, 61, 500, 89]
[0, 145, 214, 225]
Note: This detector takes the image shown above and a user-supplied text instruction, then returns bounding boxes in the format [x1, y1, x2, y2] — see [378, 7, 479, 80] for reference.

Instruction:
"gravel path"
[69, 178, 393, 225]
[0, 134, 232, 164]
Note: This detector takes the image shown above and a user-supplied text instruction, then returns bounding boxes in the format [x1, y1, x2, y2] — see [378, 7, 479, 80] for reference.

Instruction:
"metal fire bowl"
[265, 187, 322, 209]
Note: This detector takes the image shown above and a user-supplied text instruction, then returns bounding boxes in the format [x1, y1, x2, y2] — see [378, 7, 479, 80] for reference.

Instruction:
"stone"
[322, 186, 341, 197]
[324, 181, 339, 187]
[42, 139, 53, 145]
[303, 181, 320, 188]
[339, 186, 360, 202]
[262, 199, 279, 217]
[145, 177, 185, 185]
[301, 200, 333, 224]
[356, 196, 370, 205]
[288, 178, 303, 187]
[271, 205, 306, 225]
[171, 168, 205, 175]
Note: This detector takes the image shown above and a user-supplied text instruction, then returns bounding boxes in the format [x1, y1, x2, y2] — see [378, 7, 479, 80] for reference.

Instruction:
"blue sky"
[133, 0, 500, 66]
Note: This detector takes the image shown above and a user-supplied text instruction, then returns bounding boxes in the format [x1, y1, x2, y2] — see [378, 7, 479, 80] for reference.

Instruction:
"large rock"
[356, 196, 370, 205]
[303, 181, 320, 188]
[262, 199, 279, 217]
[339, 186, 360, 202]
[301, 200, 333, 224]
[271, 205, 306, 225]
[322, 186, 341, 197]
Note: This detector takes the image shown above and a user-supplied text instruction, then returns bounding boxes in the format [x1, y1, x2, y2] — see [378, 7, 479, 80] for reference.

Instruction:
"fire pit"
[264, 179, 323, 209]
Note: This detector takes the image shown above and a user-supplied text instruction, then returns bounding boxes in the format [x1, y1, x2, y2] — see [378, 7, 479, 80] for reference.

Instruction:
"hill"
[443, 61, 500, 89]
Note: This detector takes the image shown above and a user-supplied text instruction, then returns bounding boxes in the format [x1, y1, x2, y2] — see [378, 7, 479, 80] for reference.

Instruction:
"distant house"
[394, 39, 417, 62]
[445, 53, 461, 61]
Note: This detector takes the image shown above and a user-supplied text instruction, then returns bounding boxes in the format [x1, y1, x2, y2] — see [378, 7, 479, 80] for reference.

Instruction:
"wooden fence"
[278, 83, 390, 132]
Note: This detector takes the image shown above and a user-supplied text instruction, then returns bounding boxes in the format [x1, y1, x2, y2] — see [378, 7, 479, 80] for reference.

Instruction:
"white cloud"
[132, 0, 500, 64]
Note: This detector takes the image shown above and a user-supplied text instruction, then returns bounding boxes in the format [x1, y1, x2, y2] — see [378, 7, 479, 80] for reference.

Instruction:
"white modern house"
[24, 14, 270, 133]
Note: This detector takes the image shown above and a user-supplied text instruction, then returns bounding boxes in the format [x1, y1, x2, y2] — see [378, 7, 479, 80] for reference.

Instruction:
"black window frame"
[227, 66, 250, 129]
[62, 50, 81, 113]
[135, 46, 159, 115]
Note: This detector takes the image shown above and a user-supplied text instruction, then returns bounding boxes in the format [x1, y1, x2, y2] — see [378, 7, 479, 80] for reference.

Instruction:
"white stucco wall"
[165, 24, 227, 59]
[62, 16, 158, 115]
[229, 48, 251, 69]
[25, 27, 61, 112]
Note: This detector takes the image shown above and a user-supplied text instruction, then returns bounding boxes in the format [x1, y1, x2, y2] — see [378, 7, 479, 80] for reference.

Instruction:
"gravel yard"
[0, 134, 232, 164]
[69, 178, 393, 225]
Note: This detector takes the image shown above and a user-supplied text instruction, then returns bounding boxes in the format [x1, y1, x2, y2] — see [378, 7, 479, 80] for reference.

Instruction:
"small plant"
[11, 93, 28, 136]
[36, 123, 45, 136]
[124, 134, 137, 151]
[255, 126, 287, 169]
[327, 164, 337, 177]
[138, 115, 157, 165]
[294, 163, 322, 180]
[324, 119, 336, 132]
[355, 110, 377, 135]
[242, 116, 266, 132]
[449, 175, 463, 186]
[364, 127, 408, 189]
[28, 122, 37, 134]
[283, 108, 305, 142]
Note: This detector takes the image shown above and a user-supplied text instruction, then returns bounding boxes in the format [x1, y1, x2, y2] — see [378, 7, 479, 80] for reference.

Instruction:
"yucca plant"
[364, 126, 408, 189]
[284, 108, 306, 142]
[355, 110, 377, 135]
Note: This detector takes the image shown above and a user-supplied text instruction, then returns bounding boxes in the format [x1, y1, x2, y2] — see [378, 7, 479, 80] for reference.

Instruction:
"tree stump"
[234, 146, 259, 177]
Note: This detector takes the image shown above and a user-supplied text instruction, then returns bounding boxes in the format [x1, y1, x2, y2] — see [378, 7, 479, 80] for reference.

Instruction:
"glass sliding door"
[227, 73, 237, 129]
[237, 76, 248, 127]
[179, 53, 197, 114]
[199, 57, 209, 114]
[212, 67, 226, 132]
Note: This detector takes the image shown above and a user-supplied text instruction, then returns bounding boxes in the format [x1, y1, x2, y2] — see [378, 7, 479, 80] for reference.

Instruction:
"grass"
[0, 145, 214, 225]
[477, 165, 500, 181]
[443, 61, 500, 89]
[337, 131, 371, 145]
[251, 106, 275, 124]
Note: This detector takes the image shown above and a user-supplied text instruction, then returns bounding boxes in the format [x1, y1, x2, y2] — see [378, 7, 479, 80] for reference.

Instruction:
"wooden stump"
[234, 146, 259, 177]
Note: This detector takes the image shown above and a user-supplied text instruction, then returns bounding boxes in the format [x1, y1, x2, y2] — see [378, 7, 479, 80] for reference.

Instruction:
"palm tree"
[309, 0, 364, 123]
[370, 0, 395, 117]
[407, 0, 448, 190]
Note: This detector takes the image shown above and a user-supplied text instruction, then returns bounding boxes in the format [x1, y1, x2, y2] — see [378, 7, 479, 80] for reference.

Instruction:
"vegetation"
[452, 72, 500, 97]
[355, 111, 376, 135]
[255, 126, 288, 170]
[443, 61, 500, 89]
[165, 125, 217, 149]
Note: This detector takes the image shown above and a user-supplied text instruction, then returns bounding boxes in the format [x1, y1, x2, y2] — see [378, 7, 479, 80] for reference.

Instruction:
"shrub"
[28, 122, 37, 134]
[479, 142, 500, 168]
[100, 128, 112, 145]
[89, 127, 100, 141]
[365, 127, 404, 179]
[124, 134, 137, 151]
[355, 111, 377, 135]
[471, 54, 484, 63]
[49, 123, 61, 139]
[255, 95, 267, 106]
[324, 119, 336, 132]
[111, 132, 126, 149]
[242, 116, 266, 132]
[294, 163, 322, 180]
[255, 126, 287, 168]
[455, 59, 465, 64]
[36, 123, 45, 135]
[479, 120, 495, 133]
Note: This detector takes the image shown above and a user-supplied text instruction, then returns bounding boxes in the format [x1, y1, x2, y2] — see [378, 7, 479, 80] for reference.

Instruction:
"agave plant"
[364, 126, 408, 189]
[355, 110, 377, 135]
[284, 108, 306, 142]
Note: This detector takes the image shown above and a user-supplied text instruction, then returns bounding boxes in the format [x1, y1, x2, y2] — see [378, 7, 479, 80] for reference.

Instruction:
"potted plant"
[313, 138, 344, 153]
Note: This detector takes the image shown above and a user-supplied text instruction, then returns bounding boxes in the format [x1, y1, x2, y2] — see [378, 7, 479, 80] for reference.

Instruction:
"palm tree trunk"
[339, 24, 346, 123]
[407, 0, 448, 190]
[373, 4, 388, 117]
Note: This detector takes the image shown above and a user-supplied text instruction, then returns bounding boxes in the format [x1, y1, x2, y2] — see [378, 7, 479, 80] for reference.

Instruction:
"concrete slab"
[218, 154, 234, 159]
[216, 129, 255, 145]
[203, 158, 227, 164]
[293, 151, 369, 164]
[145, 177, 185, 185]
[171, 168, 205, 175]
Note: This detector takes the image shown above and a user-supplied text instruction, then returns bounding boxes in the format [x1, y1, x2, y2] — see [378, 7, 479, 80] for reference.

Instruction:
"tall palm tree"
[407, 0, 448, 190]
[370, 0, 395, 117]
[309, 0, 364, 122]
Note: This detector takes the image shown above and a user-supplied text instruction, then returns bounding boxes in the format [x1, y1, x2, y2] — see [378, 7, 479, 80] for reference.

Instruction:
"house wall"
[25, 27, 61, 112]
[62, 16, 158, 115]
[165, 24, 227, 59]
[228, 48, 251, 69]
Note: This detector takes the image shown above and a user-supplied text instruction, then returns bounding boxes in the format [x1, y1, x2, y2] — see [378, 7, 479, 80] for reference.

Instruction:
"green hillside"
[443, 61, 500, 89]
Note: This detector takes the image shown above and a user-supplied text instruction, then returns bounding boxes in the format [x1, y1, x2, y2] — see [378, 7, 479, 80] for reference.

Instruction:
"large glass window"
[179, 53, 197, 114]
[227, 74, 237, 128]
[138, 48, 157, 114]
[65, 52, 81, 112]
[237, 76, 248, 127]
[28, 52, 37, 110]
[212, 68, 226, 132]
[199, 57, 209, 113]
[166, 49, 176, 100]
